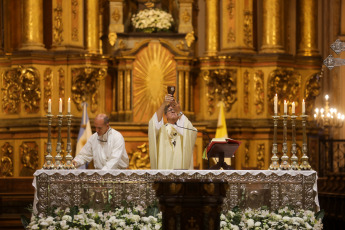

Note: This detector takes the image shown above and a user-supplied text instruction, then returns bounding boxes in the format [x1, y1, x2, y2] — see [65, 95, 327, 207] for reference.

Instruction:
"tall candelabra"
[300, 114, 311, 170]
[54, 113, 64, 169]
[43, 112, 54, 169]
[290, 114, 299, 170]
[280, 114, 291, 170]
[269, 115, 280, 170]
[64, 112, 75, 169]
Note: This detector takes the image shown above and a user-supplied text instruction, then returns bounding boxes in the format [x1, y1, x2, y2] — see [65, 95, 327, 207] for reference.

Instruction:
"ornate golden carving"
[44, 68, 53, 112]
[185, 31, 195, 48]
[244, 141, 250, 168]
[19, 141, 38, 176]
[59, 68, 65, 109]
[254, 70, 264, 115]
[132, 42, 176, 122]
[71, 67, 107, 112]
[202, 69, 237, 114]
[118, 39, 127, 50]
[182, 9, 191, 23]
[243, 70, 249, 113]
[243, 10, 253, 47]
[108, 32, 117, 46]
[227, 27, 235, 43]
[53, 4, 63, 44]
[227, 0, 235, 19]
[128, 143, 150, 169]
[268, 69, 301, 114]
[112, 8, 121, 22]
[257, 143, 265, 169]
[1, 66, 41, 114]
[305, 73, 321, 115]
[71, 0, 79, 41]
[0, 142, 14, 177]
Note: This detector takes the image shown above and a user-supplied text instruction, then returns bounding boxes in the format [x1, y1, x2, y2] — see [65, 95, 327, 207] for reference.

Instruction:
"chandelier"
[314, 95, 344, 128]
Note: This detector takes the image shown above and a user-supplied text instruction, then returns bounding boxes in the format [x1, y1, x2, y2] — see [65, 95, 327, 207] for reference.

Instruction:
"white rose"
[255, 221, 261, 226]
[247, 219, 255, 228]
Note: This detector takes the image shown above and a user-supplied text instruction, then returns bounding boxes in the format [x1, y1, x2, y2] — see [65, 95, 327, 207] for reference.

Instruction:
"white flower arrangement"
[25, 205, 323, 230]
[131, 8, 174, 33]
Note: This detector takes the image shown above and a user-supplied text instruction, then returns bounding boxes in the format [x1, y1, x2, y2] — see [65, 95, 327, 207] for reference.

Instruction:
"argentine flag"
[75, 102, 92, 169]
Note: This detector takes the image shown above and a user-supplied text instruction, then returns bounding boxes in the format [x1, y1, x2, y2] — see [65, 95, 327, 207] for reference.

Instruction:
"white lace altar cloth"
[32, 169, 319, 214]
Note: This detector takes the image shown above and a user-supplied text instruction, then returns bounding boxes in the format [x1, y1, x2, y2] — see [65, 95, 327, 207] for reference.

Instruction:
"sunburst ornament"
[133, 42, 176, 122]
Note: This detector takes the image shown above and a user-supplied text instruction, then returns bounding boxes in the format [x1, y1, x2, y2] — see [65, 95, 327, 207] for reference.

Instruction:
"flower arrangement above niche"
[131, 8, 174, 33]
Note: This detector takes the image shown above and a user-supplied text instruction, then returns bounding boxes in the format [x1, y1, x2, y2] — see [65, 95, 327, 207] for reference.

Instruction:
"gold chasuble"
[148, 113, 197, 169]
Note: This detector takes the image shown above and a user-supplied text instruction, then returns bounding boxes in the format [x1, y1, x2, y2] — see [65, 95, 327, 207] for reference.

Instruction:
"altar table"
[32, 170, 319, 214]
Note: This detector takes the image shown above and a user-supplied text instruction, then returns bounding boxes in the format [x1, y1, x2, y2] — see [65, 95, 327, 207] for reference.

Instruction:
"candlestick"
[54, 114, 64, 169]
[300, 114, 312, 170]
[284, 100, 287, 114]
[269, 115, 280, 170]
[274, 94, 278, 115]
[280, 114, 291, 170]
[59, 98, 62, 114]
[48, 99, 51, 113]
[68, 98, 71, 114]
[64, 113, 75, 169]
[292, 102, 295, 114]
[290, 114, 299, 170]
[302, 99, 305, 114]
[43, 112, 54, 169]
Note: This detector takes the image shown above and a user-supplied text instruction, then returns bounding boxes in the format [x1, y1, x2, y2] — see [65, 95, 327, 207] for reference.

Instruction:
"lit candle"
[292, 102, 295, 114]
[68, 98, 71, 113]
[302, 99, 305, 114]
[48, 99, 51, 113]
[59, 98, 62, 113]
[274, 94, 278, 114]
[284, 100, 287, 114]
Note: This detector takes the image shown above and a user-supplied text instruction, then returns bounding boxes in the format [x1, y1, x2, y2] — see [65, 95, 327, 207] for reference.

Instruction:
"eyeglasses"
[167, 108, 175, 113]
[97, 128, 110, 142]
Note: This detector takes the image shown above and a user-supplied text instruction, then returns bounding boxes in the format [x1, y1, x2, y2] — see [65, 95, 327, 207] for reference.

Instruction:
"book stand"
[207, 138, 240, 170]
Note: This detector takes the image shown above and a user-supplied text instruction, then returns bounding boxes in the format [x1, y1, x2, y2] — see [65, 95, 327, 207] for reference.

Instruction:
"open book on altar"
[207, 138, 241, 159]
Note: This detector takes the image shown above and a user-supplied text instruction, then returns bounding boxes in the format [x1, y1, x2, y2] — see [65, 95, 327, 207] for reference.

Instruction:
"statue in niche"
[123, 0, 179, 32]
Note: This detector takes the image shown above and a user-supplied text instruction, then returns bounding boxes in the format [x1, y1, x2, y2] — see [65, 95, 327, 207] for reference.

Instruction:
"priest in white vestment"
[73, 114, 129, 170]
[148, 94, 197, 169]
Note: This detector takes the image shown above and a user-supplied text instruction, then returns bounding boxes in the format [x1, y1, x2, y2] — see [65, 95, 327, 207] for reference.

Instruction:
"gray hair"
[95, 113, 109, 125]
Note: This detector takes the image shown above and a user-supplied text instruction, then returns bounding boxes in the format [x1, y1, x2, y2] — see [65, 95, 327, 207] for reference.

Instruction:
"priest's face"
[94, 118, 109, 136]
[166, 106, 178, 124]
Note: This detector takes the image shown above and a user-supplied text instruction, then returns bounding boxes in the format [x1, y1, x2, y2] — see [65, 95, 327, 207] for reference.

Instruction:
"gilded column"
[185, 71, 190, 112]
[86, 0, 99, 54]
[20, 0, 45, 50]
[117, 70, 124, 114]
[296, 0, 319, 56]
[178, 71, 185, 110]
[0, 0, 3, 54]
[124, 69, 132, 119]
[260, 0, 284, 53]
[205, 0, 219, 56]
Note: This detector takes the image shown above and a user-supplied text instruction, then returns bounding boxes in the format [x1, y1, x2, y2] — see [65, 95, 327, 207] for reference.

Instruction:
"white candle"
[292, 102, 295, 114]
[59, 98, 62, 113]
[284, 100, 287, 114]
[302, 99, 305, 114]
[68, 98, 71, 113]
[48, 99, 51, 113]
[274, 94, 278, 114]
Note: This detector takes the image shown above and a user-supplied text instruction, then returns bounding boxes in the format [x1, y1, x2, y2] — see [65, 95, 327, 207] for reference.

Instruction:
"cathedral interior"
[0, 0, 345, 229]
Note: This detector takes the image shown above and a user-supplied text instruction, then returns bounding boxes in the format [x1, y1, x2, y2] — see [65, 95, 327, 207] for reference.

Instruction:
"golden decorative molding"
[227, 27, 235, 43]
[53, 3, 64, 44]
[108, 32, 117, 46]
[182, 9, 191, 23]
[243, 70, 249, 114]
[257, 143, 265, 170]
[268, 69, 301, 115]
[128, 143, 150, 169]
[254, 70, 264, 115]
[185, 31, 195, 48]
[305, 73, 321, 115]
[132, 42, 176, 122]
[44, 68, 53, 112]
[0, 142, 14, 177]
[202, 69, 237, 114]
[227, 0, 235, 19]
[71, 67, 107, 112]
[112, 7, 121, 22]
[243, 10, 253, 47]
[1, 66, 41, 114]
[244, 141, 250, 168]
[19, 141, 38, 176]
[71, 0, 79, 41]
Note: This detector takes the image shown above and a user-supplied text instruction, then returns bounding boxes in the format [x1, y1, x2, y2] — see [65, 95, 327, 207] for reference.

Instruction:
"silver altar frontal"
[33, 170, 319, 214]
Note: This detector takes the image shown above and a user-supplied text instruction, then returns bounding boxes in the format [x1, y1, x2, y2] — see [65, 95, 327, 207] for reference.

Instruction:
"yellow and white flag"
[215, 101, 231, 166]
[75, 102, 92, 169]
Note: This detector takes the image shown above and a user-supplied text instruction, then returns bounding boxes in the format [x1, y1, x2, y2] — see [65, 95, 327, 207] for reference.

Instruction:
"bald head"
[94, 113, 110, 136]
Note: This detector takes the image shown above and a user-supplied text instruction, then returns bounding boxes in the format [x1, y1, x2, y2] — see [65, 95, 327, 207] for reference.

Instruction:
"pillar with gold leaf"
[260, 0, 284, 53]
[20, 0, 46, 50]
[205, 0, 219, 56]
[86, 0, 100, 54]
[296, 0, 319, 56]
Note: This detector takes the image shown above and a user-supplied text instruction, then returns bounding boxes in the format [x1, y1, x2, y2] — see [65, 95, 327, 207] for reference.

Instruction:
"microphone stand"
[174, 123, 212, 168]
